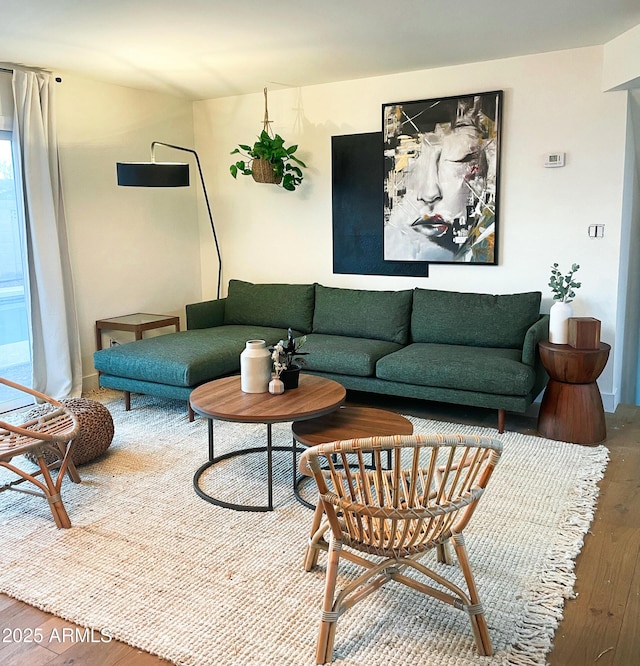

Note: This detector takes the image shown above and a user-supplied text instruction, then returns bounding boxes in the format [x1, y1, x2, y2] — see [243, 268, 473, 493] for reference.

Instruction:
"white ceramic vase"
[549, 301, 573, 344]
[240, 340, 271, 393]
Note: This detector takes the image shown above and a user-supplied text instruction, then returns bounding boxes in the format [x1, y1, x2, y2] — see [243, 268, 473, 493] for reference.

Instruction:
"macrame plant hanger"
[262, 87, 273, 136]
[252, 87, 280, 184]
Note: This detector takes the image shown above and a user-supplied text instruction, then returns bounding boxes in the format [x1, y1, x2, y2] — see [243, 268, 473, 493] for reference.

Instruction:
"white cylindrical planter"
[240, 340, 271, 393]
[549, 301, 573, 344]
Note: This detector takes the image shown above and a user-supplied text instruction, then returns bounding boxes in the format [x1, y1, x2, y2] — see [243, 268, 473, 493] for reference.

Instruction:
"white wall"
[54, 74, 200, 391]
[195, 46, 628, 409]
[603, 23, 640, 91]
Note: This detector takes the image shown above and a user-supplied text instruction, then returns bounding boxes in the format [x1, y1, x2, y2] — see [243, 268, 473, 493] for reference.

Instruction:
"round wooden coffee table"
[190, 374, 346, 511]
[292, 405, 414, 508]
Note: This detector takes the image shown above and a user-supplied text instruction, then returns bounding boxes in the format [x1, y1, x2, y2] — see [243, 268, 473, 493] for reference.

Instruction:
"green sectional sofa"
[94, 279, 549, 431]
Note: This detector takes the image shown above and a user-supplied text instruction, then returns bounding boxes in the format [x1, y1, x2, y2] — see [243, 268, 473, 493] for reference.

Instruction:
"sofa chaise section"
[94, 280, 315, 418]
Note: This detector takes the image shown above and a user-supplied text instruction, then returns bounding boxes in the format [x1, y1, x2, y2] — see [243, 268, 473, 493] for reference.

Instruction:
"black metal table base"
[292, 437, 314, 509]
[194, 419, 301, 512]
[193, 420, 390, 512]
[194, 445, 295, 512]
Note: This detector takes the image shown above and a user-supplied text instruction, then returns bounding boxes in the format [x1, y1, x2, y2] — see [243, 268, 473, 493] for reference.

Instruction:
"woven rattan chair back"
[299, 432, 502, 665]
[0, 377, 81, 528]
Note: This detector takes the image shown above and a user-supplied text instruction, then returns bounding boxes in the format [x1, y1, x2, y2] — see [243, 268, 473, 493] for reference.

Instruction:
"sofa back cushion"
[312, 284, 413, 344]
[411, 289, 541, 348]
[223, 279, 315, 333]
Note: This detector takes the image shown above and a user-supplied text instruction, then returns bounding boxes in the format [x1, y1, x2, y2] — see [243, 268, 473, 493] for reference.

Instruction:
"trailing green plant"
[549, 262, 581, 302]
[230, 130, 306, 191]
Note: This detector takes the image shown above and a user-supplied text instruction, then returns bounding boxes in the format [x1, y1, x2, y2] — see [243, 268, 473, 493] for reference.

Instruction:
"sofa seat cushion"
[411, 289, 542, 348]
[302, 334, 403, 377]
[223, 279, 315, 333]
[312, 284, 413, 344]
[94, 325, 290, 387]
[376, 343, 536, 396]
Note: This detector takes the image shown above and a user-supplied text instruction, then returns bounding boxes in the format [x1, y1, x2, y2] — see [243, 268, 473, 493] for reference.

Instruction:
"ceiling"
[2, 0, 639, 100]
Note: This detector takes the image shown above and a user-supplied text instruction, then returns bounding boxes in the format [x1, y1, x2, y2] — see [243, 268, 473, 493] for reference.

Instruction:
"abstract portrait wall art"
[383, 90, 503, 264]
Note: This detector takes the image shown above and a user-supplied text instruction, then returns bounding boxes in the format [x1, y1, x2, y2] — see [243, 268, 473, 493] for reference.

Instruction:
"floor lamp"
[116, 142, 222, 299]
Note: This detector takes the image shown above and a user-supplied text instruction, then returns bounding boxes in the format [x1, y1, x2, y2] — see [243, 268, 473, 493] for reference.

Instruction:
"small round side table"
[292, 405, 414, 509]
[537, 341, 610, 445]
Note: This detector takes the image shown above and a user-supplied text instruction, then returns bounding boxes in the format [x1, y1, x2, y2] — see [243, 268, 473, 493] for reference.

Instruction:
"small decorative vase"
[280, 365, 301, 390]
[240, 340, 271, 393]
[549, 301, 573, 344]
[268, 378, 285, 395]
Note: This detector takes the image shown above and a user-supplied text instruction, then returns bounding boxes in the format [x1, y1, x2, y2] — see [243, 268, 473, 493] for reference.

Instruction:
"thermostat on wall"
[544, 152, 565, 167]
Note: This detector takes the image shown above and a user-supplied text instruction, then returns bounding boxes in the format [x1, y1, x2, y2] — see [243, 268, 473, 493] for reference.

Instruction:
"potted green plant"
[230, 130, 306, 191]
[270, 328, 308, 389]
[549, 262, 581, 303]
[548, 262, 581, 344]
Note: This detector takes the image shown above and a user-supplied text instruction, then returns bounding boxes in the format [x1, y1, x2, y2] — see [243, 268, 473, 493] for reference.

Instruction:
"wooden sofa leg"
[124, 391, 131, 411]
[497, 409, 505, 434]
[188, 402, 195, 422]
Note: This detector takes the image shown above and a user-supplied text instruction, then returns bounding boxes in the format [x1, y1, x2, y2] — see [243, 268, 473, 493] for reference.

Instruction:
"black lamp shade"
[117, 162, 190, 187]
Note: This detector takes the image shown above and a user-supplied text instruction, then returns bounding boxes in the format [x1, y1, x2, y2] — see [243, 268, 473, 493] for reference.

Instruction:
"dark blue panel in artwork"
[331, 132, 428, 277]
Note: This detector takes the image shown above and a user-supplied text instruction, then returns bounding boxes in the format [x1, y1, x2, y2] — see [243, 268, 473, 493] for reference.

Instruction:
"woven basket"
[251, 158, 282, 185]
[26, 398, 114, 466]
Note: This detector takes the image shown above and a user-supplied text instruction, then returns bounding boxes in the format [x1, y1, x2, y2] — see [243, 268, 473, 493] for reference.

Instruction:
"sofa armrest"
[522, 315, 549, 366]
[186, 298, 226, 330]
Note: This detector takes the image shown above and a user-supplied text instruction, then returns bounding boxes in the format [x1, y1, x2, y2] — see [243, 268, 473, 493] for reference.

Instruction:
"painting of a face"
[383, 92, 501, 264]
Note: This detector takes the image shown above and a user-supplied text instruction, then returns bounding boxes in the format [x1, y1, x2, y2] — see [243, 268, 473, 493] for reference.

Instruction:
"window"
[0, 130, 32, 411]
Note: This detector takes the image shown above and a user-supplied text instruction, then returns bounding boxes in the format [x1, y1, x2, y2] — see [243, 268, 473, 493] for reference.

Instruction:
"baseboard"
[82, 372, 100, 395]
[601, 391, 617, 414]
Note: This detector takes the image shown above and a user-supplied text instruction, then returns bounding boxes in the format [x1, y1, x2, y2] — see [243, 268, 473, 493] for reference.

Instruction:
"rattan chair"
[0, 377, 81, 528]
[299, 432, 503, 665]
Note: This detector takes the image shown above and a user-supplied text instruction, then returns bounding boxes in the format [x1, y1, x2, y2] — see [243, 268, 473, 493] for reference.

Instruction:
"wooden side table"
[537, 341, 610, 445]
[95, 313, 180, 351]
[292, 405, 414, 509]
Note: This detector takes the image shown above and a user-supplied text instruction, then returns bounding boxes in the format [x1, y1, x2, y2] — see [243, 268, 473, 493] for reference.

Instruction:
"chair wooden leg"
[436, 540, 453, 564]
[188, 402, 195, 422]
[316, 539, 341, 665]
[56, 442, 81, 483]
[66, 458, 82, 484]
[124, 391, 131, 411]
[304, 503, 327, 571]
[36, 454, 71, 529]
[497, 409, 505, 434]
[452, 533, 492, 656]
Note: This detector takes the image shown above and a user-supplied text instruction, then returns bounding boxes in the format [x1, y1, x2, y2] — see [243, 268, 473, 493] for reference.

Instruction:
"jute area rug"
[0, 392, 608, 666]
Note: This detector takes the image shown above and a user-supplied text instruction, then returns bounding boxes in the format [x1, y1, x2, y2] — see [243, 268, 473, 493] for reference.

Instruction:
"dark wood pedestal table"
[292, 405, 414, 509]
[190, 374, 346, 511]
[537, 341, 611, 445]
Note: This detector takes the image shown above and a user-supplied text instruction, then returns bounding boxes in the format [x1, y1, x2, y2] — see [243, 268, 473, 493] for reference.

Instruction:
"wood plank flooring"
[0, 396, 638, 665]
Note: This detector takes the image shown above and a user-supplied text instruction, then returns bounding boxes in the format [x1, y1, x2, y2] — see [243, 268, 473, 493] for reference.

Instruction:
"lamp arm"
[151, 141, 222, 300]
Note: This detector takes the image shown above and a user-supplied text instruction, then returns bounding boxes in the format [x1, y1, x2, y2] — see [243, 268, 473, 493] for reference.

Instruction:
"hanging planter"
[251, 157, 282, 185]
[229, 88, 306, 191]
